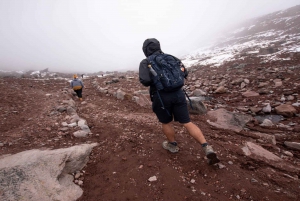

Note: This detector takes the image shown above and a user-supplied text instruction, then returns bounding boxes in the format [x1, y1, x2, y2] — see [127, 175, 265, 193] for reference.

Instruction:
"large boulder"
[242, 142, 281, 161]
[207, 108, 253, 132]
[187, 97, 207, 115]
[275, 104, 297, 117]
[132, 94, 151, 107]
[0, 143, 98, 201]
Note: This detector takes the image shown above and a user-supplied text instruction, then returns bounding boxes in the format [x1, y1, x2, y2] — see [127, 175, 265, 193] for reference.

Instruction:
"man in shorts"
[139, 38, 220, 165]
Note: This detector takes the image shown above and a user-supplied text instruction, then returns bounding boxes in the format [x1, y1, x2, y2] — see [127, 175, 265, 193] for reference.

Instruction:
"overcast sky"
[0, 0, 299, 73]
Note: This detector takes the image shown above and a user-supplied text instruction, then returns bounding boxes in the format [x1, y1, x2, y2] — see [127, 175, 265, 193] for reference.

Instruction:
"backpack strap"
[183, 89, 194, 110]
[156, 91, 171, 116]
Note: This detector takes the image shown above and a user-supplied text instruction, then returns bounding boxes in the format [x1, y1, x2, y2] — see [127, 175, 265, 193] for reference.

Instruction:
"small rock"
[68, 122, 77, 127]
[251, 178, 258, 183]
[61, 122, 68, 127]
[148, 176, 157, 182]
[73, 130, 89, 137]
[260, 119, 274, 127]
[75, 172, 81, 179]
[78, 180, 83, 186]
[262, 182, 269, 187]
[283, 151, 293, 157]
[217, 163, 226, 169]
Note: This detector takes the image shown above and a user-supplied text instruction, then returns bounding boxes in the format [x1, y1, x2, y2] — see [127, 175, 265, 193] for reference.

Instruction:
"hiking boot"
[203, 145, 220, 165]
[162, 141, 179, 153]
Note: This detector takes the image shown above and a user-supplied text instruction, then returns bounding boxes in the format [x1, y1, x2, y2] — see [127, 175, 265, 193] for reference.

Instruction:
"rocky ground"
[1, 54, 300, 201]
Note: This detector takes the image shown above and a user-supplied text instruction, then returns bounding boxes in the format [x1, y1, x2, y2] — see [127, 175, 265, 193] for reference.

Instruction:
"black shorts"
[74, 88, 83, 98]
[152, 90, 190, 124]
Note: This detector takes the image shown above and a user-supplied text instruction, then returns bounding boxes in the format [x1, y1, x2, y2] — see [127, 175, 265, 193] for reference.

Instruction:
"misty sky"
[0, 0, 299, 73]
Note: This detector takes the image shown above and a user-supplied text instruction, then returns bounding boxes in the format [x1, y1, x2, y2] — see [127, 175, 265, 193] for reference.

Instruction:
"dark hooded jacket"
[139, 38, 188, 96]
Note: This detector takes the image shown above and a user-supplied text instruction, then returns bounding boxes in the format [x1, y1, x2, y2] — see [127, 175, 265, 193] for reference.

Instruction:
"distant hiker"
[81, 74, 84, 78]
[70, 74, 84, 101]
[139, 38, 220, 165]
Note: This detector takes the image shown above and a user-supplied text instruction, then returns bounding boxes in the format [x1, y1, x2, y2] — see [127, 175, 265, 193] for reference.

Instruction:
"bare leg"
[183, 122, 207, 144]
[162, 123, 176, 142]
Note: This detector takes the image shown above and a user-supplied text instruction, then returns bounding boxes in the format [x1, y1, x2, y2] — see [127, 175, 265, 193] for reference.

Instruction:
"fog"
[0, 0, 299, 73]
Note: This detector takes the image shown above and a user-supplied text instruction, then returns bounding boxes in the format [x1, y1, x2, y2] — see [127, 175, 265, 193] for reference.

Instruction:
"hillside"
[181, 5, 300, 69]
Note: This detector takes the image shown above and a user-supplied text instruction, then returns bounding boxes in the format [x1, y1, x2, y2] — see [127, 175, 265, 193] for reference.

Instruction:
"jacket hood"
[142, 38, 162, 57]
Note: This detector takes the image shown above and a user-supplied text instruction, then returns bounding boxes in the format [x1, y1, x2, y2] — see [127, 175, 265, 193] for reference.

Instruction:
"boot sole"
[207, 152, 220, 165]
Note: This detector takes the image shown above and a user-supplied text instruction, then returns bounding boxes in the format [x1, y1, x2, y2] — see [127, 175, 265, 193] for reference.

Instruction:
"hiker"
[139, 38, 220, 165]
[70, 74, 84, 101]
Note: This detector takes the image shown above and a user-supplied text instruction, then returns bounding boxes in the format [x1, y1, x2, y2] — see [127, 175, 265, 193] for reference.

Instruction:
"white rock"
[260, 119, 274, 127]
[61, 122, 68, 127]
[148, 176, 157, 182]
[217, 163, 226, 169]
[78, 119, 87, 127]
[262, 103, 271, 113]
[292, 102, 300, 107]
[68, 122, 77, 127]
[283, 151, 293, 157]
[73, 130, 89, 138]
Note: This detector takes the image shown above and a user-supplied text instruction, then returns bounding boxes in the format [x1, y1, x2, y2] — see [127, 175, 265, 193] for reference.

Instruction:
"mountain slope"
[181, 5, 300, 69]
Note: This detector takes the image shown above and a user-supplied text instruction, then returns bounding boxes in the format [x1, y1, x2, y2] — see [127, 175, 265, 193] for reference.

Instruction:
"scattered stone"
[260, 119, 274, 127]
[80, 125, 91, 133]
[250, 131, 276, 145]
[70, 114, 80, 123]
[116, 89, 125, 100]
[284, 141, 300, 151]
[188, 97, 207, 115]
[57, 106, 67, 112]
[78, 180, 83, 186]
[148, 176, 157, 182]
[207, 108, 252, 132]
[59, 127, 69, 131]
[215, 86, 227, 94]
[78, 119, 87, 127]
[251, 178, 258, 183]
[61, 122, 68, 127]
[283, 151, 293, 157]
[75, 172, 81, 179]
[217, 163, 226, 169]
[250, 107, 262, 113]
[275, 104, 297, 117]
[242, 142, 282, 161]
[68, 122, 77, 127]
[67, 106, 77, 115]
[262, 103, 272, 113]
[73, 130, 89, 138]
[242, 91, 259, 97]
